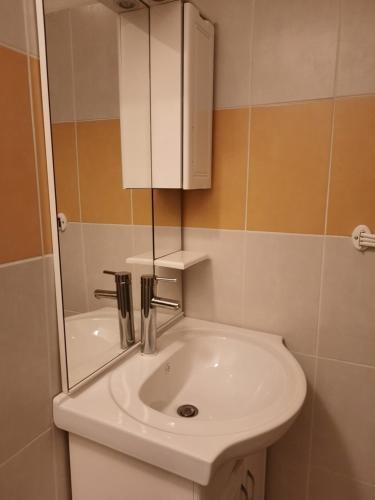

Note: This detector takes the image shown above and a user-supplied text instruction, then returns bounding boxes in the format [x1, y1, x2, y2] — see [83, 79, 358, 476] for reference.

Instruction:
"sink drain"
[177, 404, 199, 418]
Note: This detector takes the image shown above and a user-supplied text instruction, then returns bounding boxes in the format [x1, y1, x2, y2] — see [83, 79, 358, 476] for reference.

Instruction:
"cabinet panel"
[183, 3, 214, 189]
[150, 1, 182, 189]
[69, 434, 194, 500]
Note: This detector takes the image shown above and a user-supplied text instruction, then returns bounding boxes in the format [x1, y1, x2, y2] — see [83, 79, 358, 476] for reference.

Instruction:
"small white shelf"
[126, 250, 209, 270]
[155, 251, 208, 270]
[126, 251, 153, 266]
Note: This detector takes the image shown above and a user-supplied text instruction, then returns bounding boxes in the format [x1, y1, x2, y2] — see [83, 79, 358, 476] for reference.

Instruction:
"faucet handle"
[103, 270, 116, 276]
[155, 276, 177, 284]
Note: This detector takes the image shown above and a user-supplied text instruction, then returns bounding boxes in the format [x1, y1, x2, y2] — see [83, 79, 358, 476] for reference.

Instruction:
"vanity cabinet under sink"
[54, 317, 306, 500]
[69, 434, 265, 500]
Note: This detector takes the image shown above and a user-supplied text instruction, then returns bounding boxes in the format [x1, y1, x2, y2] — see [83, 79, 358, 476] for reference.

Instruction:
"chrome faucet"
[141, 275, 180, 354]
[94, 270, 135, 349]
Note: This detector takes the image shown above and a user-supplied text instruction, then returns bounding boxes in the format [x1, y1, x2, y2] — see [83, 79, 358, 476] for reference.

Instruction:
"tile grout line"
[0, 427, 52, 471]
[304, 2, 343, 498]
[240, 0, 257, 326]
[312, 465, 375, 489]
[290, 350, 375, 371]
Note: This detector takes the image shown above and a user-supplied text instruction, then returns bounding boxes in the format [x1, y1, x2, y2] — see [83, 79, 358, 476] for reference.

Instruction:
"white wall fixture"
[142, 1, 214, 189]
[352, 225, 375, 251]
[126, 249, 209, 269]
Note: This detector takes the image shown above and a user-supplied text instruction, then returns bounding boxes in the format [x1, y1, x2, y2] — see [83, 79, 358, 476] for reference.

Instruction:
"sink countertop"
[54, 316, 306, 485]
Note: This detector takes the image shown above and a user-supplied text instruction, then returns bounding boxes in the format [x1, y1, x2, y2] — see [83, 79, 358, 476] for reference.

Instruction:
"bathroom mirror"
[43, 0, 155, 390]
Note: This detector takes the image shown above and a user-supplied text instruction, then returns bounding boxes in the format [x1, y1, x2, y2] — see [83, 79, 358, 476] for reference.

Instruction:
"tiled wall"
[183, 1, 375, 499]
[0, 1, 70, 499]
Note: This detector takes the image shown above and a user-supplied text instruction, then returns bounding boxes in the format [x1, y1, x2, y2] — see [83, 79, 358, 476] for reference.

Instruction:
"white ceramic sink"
[54, 317, 306, 485]
[111, 327, 305, 437]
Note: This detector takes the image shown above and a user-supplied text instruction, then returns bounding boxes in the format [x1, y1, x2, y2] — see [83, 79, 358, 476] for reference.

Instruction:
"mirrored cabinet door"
[43, 0, 154, 390]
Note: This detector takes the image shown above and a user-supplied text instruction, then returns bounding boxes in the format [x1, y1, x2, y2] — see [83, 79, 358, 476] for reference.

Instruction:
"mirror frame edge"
[35, 0, 69, 393]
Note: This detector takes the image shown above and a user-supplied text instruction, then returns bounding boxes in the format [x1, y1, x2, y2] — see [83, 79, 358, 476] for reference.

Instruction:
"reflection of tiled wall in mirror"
[45, 4, 154, 316]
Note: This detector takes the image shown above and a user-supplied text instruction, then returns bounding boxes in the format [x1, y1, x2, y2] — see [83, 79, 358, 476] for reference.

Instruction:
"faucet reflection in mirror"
[94, 270, 135, 349]
[140, 275, 180, 354]
[44, 0, 155, 390]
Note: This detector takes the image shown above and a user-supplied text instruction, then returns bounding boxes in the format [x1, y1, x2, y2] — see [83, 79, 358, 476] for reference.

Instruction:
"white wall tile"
[336, 0, 375, 97]
[251, 0, 339, 105]
[59, 222, 88, 313]
[82, 223, 134, 311]
[0, 0, 27, 54]
[0, 430, 55, 500]
[243, 232, 323, 354]
[0, 259, 51, 464]
[309, 466, 375, 500]
[318, 236, 375, 367]
[183, 228, 246, 326]
[193, 0, 253, 109]
[311, 358, 375, 485]
[23, 0, 39, 57]
[70, 4, 119, 121]
[45, 10, 76, 123]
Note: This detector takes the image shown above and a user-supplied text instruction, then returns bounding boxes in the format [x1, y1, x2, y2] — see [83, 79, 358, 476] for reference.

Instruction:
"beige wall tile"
[0, 46, 42, 264]
[71, 4, 119, 121]
[0, 259, 51, 464]
[183, 108, 249, 230]
[45, 10, 75, 124]
[193, 0, 253, 109]
[247, 101, 333, 234]
[309, 467, 375, 500]
[336, 0, 375, 97]
[52, 122, 81, 223]
[77, 120, 132, 224]
[183, 228, 246, 326]
[251, 0, 339, 105]
[243, 232, 323, 354]
[327, 96, 375, 236]
[0, 0, 26, 54]
[0, 430, 55, 500]
[319, 236, 375, 367]
[30, 57, 53, 254]
[311, 358, 375, 485]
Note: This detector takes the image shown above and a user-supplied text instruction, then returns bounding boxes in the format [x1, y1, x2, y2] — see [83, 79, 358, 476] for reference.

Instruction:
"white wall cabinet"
[69, 434, 266, 500]
[123, 1, 214, 189]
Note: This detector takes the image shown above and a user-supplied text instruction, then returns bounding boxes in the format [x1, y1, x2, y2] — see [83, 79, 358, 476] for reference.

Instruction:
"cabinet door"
[242, 451, 266, 500]
[202, 458, 244, 500]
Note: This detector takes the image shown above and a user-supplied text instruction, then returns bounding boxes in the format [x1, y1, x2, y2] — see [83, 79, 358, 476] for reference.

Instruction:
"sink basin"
[110, 327, 305, 437]
[54, 317, 306, 485]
